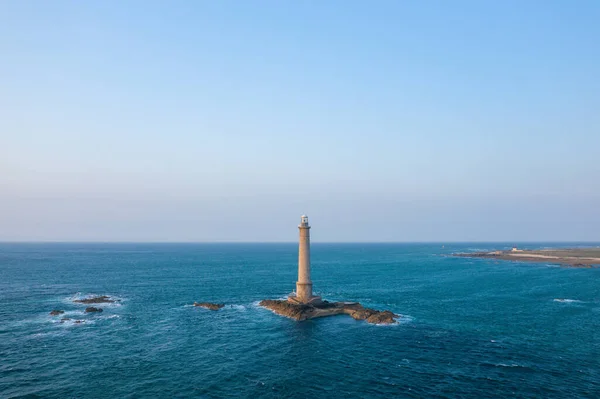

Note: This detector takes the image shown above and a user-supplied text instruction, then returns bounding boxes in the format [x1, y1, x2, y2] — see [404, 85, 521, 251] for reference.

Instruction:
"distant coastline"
[454, 247, 600, 267]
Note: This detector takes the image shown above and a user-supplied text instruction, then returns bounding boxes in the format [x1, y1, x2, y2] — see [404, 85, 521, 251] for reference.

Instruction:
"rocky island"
[454, 247, 600, 268]
[259, 216, 400, 325]
[260, 299, 399, 324]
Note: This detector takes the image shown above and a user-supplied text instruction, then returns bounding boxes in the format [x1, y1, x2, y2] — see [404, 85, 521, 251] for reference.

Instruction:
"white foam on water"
[372, 322, 400, 327]
[60, 310, 86, 317]
[553, 298, 582, 303]
[99, 314, 120, 320]
[5, 315, 51, 330]
[251, 300, 263, 308]
[56, 318, 93, 327]
[229, 304, 247, 311]
[26, 330, 68, 340]
[495, 363, 525, 368]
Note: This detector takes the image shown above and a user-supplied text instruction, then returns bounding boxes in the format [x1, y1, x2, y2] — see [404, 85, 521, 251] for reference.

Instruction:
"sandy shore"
[454, 248, 600, 267]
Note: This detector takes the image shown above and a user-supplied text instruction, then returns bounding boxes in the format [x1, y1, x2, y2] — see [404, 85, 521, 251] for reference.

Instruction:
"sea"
[1, 243, 599, 398]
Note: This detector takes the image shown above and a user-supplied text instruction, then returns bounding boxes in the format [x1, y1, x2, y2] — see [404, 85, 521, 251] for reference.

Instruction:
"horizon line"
[1, 240, 599, 244]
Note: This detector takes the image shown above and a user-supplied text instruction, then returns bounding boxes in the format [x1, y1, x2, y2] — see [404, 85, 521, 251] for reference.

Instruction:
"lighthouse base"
[287, 294, 323, 305]
[288, 282, 322, 305]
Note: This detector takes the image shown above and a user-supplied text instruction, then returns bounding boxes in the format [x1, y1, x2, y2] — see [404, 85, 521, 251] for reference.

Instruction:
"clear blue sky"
[1, 1, 599, 242]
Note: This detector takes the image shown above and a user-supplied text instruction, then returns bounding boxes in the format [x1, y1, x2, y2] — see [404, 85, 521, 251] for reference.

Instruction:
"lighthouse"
[289, 215, 321, 304]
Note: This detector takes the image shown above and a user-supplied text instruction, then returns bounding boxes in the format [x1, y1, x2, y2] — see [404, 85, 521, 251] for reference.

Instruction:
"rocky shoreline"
[259, 299, 399, 324]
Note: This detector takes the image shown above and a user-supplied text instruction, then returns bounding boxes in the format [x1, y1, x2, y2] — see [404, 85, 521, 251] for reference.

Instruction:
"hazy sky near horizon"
[1, 1, 599, 242]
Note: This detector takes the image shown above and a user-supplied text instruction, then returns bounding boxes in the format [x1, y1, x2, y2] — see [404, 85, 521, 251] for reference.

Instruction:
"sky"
[0, 1, 599, 242]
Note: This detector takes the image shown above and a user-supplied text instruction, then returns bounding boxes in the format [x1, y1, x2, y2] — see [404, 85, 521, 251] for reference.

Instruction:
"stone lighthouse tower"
[289, 215, 321, 304]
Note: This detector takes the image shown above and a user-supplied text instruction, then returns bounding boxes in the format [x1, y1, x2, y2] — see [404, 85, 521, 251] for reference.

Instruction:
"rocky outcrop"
[49, 310, 64, 316]
[74, 295, 115, 304]
[193, 302, 225, 310]
[366, 310, 397, 324]
[259, 299, 399, 324]
[259, 300, 316, 319]
[85, 307, 103, 313]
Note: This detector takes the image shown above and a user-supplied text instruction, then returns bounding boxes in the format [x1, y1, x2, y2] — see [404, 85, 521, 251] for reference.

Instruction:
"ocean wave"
[371, 321, 400, 327]
[58, 310, 86, 317]
[99, 314, 120, 320]
[228, 304, 247, 311]
[56, 318, 93, 327]
[495, 363, 526, 368]
[480, 361, 531, 370]
[553, 299, 582, 303]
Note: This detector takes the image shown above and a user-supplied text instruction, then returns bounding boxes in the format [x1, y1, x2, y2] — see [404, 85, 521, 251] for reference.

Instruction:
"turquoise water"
[1, 243, 599, 398]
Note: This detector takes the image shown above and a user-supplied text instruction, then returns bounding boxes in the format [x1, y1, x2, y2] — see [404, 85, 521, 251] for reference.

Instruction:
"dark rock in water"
[49, 310, 64, 316]
[366, 310, 397, 324]
[259, 299, 399, 324]
[193, 302, 225, 310]
[74, 295, 115, 304]
[85, 307, 103, 313]
[61, 318, 85, 324]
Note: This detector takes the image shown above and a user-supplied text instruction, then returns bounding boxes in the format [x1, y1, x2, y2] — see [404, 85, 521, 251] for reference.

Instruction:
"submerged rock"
[193, 302, 225, 311]
[85, 307, 103, 313]
[49, 310, 64, 316]
[74, 295, 115, 304]
[60, 317, 85, 324]
[259, 299, 399, 324]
